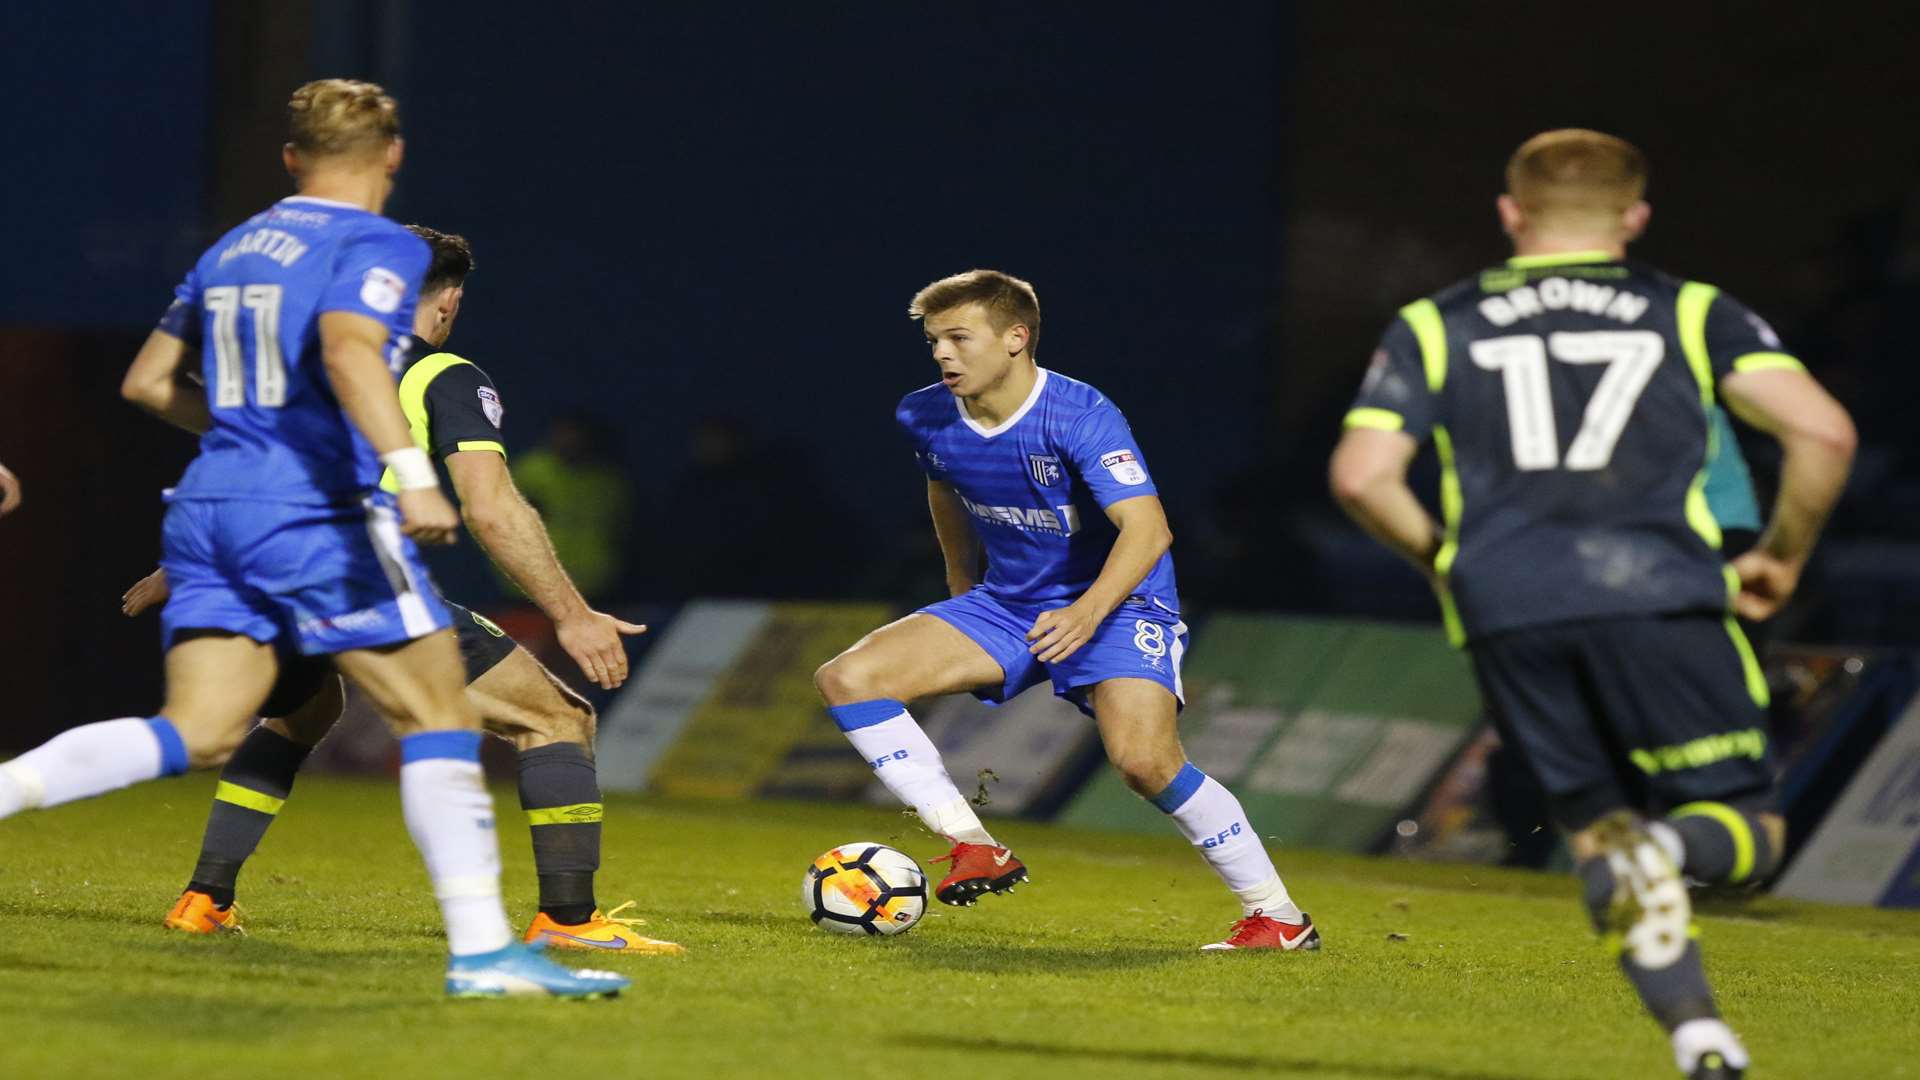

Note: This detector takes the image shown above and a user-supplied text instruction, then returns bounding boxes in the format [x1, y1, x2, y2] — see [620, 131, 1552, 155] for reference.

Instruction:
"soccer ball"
[803, 842, 927, 936]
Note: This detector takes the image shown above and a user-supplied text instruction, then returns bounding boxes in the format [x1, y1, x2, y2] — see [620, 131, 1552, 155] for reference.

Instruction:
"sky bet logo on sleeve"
[360, 267, 406, 314]
[1101, 450, 1148, 486]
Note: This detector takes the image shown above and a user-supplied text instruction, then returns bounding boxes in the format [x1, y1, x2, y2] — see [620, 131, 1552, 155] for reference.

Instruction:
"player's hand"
[0, 461, 20, 517]
[556, 609, 648, 690]
[122, 567, 171, 616]
[397, 488, 462, 546]
[1730, 549, 1803, 622]
[1027, 602, 1100, 664]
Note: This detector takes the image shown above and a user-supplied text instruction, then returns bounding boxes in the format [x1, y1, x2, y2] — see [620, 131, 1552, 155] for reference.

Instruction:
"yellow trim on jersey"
[379, 352, 474, 494]
[1675, 282, 1725, 550]
[1671, 801, 1757, 882]
[1505, 249, 1619, 268]
[1723, 614, 1771, 708]
[214, 781, 285, 816]
[1731, 351, 1805, 374]
[1343, 407, 1405, 432]
[1431, 424, 1466, 647]
[1399, 299, 1448, 393]
[526, 803, 605, 826]
[454, 440, 506, 455]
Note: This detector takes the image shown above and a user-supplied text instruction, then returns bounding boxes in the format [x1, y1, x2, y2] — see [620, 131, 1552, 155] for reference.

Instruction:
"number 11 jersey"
[1345, 251, 1806, 643]
[156, 196, 430, 505]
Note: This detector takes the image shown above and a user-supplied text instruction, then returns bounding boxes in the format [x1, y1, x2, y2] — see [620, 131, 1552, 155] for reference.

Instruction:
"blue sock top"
[400, 730, 484, 764]
[146, 716, 190, 777]
[1150, 761, 1207, 813]
[827, 699, 906, 732]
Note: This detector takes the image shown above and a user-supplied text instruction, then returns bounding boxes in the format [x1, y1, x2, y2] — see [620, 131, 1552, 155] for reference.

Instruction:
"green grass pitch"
[1, 774, 1914, 1079]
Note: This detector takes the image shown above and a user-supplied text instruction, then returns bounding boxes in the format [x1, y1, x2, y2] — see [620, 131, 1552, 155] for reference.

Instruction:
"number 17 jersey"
[1346, 252, 1806, 643]
[156, 196, 430, 505]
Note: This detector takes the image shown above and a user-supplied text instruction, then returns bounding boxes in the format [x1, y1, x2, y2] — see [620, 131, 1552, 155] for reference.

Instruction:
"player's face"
[923, 303, 1027, 398]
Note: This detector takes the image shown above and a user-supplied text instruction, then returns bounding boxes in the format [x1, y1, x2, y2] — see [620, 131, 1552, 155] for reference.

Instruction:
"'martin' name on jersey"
[1479, 276, 1650, 327]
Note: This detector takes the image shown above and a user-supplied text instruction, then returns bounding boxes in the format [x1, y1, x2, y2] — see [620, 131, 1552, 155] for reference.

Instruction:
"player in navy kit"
[815, 270, 1316, 951]
[0, 80, 623, 998]
[1330, 130, 1855, 1078]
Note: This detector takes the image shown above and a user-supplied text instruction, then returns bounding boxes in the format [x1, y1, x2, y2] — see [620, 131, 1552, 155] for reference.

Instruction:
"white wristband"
[381, 446, 439, 491]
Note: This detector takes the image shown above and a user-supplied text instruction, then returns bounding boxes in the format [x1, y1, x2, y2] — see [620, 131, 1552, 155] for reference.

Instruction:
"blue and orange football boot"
[446, 940, 630, 999]
[523, 901, 685, 955]
[163, 890, 242, 934]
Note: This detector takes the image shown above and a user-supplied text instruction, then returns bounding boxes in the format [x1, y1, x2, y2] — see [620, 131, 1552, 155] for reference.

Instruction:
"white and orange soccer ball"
[803, 842, 927, 936]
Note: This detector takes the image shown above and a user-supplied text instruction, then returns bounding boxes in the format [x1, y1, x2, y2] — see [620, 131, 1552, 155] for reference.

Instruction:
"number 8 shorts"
[919, 586, 1187, 717]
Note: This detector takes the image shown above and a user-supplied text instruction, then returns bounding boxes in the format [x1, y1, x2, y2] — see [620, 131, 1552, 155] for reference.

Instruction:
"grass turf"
[1, 774, 1915, 1079]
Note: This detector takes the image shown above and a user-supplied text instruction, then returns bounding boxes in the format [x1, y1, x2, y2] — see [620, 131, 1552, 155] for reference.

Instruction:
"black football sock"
[187, 726, 311, 907]
[517, 743, 602, 924]
[1577, 856, 1720, 1033]
[1665, 803, 1778, 885]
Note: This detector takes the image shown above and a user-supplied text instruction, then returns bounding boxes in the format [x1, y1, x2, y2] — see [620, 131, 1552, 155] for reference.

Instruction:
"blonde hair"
[1506, 129, 1647, 222]
[288, 79, 401, 158]
[909, 269, 1041, 355]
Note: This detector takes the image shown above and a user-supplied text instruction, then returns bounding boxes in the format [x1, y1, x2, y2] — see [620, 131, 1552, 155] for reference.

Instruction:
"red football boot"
[1201, 910, 1321, 951]
[929, 842, 1028, 906]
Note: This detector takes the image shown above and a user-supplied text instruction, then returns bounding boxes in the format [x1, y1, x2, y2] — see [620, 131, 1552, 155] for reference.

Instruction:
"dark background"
[4, 2, 1918, 743]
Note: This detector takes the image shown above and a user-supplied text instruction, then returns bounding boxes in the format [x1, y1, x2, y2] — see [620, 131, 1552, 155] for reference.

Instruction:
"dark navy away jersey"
[1347, 251, 1804, 642]
[897, 368, 1179, 611]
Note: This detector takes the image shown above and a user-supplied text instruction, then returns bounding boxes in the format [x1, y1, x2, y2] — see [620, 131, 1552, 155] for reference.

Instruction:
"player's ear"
[1496, 193, 1525, 239]
[1005, 323, 1029, 357]
[282, 143, 301, 179]
[1621, 200, 1651, 243]
[386, 136, 405, 175]
[441, 285, 464, 315]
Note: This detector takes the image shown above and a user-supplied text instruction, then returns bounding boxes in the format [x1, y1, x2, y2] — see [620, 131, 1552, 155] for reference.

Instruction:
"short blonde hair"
[288, 79, 401, 158]
[1506, 129, 1647, 221]
[909, 269, 1041, 355]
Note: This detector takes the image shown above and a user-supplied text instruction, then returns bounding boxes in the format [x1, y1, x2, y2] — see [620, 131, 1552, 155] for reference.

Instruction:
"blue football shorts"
[159, 492, 451, 656]
[919, 587, 1187, 717]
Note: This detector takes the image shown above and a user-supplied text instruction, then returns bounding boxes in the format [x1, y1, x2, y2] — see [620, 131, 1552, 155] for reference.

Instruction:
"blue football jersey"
[156, 196, 430, 504]
[897, 368, 1179, 610]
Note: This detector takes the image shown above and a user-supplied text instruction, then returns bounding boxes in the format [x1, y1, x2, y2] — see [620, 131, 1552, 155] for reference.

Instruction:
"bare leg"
[814, 614, 1005, 845]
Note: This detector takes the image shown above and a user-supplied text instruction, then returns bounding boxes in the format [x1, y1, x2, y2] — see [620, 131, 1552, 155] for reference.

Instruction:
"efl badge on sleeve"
[476, 386, 504, 428]
[1099, 450, 1147, 486]
[1029, 453, 1063, 487]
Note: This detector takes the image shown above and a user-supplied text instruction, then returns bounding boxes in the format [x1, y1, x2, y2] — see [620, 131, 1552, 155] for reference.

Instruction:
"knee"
[178, 718, 248, 770]
[814, 655, 879, 705]
[1108, 745, 1182, 798]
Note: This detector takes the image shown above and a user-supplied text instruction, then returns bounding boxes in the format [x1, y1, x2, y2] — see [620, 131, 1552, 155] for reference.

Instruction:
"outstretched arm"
[120, 330, 211, 435]
[444, 449, 644, 689]
[1026, 493, 1173, 664]
[927, 479, 982, 597]
[1328, 427, 1440, 576]
[1719, 367, 1857, 619]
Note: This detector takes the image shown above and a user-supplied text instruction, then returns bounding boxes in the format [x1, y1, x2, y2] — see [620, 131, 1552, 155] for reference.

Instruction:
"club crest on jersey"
[1028, 453, 1063, 487]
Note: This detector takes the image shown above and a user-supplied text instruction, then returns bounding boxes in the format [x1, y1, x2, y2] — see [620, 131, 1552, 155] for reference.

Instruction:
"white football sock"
[831, 700, 996, 846]
[0, 717, 187, 819]
[1154, 764, 1302, 921]
[399, 733, 514, 957]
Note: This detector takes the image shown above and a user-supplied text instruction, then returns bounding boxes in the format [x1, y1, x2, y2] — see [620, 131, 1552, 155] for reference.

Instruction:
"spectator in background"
[509, 412, 630, 601]
[0, 460, 19, 516]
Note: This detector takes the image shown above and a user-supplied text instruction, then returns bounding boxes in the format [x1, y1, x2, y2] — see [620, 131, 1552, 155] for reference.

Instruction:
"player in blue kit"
[815, 270, 1317, 951]
[0, 80, 623, 998]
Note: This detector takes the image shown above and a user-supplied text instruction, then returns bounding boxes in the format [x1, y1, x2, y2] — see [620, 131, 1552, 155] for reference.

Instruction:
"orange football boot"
[523, 901, 684, 955]
[164, 890, 242, 934]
